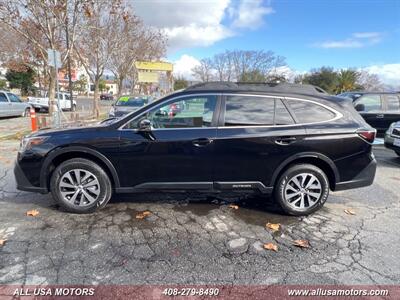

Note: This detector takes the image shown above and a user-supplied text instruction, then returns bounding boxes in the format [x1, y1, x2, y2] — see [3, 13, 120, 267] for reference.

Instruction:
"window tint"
[275, 99, 295, 125]
[8, 93, 21, 103]
[287, 100, 336, 123]
[125, 95, 217, 129]
[386, 95, 400, 111]
[65, 94, 71, 100]
[356, 95, 382, 112]
[0, 93, 8, 102]
[224, 96, 274, 126]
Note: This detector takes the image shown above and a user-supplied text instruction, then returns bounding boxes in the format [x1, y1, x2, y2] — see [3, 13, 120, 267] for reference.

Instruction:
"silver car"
[0, 90, 32, 117]
[384, 122, 400, 157]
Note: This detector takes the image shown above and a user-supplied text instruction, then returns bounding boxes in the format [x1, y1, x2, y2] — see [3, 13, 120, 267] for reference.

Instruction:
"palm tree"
[335, 69, 360, 93]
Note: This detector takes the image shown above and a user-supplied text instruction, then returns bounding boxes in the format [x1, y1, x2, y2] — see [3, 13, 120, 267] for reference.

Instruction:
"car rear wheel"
[274, 164, 329, 216]
[50, 158, 112, 213]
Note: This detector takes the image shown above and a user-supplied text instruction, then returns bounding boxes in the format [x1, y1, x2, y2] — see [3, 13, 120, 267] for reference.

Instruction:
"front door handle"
[376, 114, 384, 118]
[275, 137, 297, 145]
[192, 138, 213, 147]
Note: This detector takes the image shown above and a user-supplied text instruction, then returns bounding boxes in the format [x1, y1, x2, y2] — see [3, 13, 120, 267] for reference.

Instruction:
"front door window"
[125, 95, 217, 129]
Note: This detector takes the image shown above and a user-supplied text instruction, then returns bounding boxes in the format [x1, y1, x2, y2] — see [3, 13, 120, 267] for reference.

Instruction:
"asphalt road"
[0, 143, 399, 285]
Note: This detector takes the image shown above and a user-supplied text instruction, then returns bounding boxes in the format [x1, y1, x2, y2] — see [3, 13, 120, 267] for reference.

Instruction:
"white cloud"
[314, 32, 383, 49]
[133, 0, 273, 51]
[362, 63, 400, 86]
[232, 0, 274, 29]
[173, 54, 200, 80]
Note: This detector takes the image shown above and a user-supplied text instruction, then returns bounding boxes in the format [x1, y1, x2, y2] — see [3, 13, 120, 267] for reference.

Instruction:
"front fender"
[40, 145, 120, 190]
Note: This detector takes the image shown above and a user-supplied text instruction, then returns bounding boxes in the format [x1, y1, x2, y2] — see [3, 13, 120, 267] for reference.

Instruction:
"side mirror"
[355, 103, 365, 112]
[138, 119, 152, 131]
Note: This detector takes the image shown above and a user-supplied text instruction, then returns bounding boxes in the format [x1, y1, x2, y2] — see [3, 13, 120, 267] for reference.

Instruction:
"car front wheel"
[274, 164, 329, 216]
[50, 158, 112, 213]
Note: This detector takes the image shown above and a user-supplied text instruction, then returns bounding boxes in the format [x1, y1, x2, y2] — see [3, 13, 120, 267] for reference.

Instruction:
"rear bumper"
[14, 162, 48, 194]
[334, 157, 377, 191]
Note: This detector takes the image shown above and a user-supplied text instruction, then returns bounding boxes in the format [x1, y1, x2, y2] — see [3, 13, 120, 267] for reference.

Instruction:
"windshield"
[116, 96, 146, 107]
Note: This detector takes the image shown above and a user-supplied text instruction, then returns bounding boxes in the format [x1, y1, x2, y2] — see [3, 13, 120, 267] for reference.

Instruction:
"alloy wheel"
[284, 173, 322, 210]
[59, 169, 100, 206]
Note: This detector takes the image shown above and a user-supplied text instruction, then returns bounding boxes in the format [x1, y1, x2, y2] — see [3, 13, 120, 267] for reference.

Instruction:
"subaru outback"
[14, 82, 377, 215]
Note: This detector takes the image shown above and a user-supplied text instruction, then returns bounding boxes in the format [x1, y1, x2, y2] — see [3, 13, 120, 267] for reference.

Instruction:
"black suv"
[14, 82, 377, 215]
[338, 92, 400, 135]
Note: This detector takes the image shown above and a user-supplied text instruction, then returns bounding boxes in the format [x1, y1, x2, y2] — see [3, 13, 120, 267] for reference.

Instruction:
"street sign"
[47, 49, 62, 68]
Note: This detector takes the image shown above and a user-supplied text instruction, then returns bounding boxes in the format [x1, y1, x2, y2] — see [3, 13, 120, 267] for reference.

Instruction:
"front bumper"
[14, 162, 47, 194]
[334, 157, 377, 191]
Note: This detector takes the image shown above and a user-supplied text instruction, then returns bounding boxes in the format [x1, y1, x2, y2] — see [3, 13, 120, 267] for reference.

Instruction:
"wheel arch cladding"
[270, 153, 339, 191]
[40, 147, 120, 191]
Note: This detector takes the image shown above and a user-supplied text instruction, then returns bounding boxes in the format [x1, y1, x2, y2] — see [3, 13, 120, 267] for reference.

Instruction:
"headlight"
[20, 136, 49, 152]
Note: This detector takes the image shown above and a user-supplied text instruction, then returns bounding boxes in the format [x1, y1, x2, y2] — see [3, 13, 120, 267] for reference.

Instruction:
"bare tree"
[357, 70, 384, 91]
[192, 58, 214, 82]
[212, 51, 234, 81]
[75, 0, 127, 117]
[109, 13, 166, 98]
[0, 0, 83, 113]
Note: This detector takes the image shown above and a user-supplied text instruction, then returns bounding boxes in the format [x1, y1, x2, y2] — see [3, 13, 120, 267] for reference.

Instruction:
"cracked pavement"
[0, 140, 399, 285]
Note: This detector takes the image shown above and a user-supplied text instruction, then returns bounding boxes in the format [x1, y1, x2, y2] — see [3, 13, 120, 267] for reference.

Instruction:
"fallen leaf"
[229, 204, 239, 210]
[135, 211, 152, 219]
[0, 239, 6, 246]
[293, 239, 310, 248]
[26, 209, 39, 217]
[266, 222, 281, 232]
[263, 243, 278, 252]
[344, 209, 356, 215]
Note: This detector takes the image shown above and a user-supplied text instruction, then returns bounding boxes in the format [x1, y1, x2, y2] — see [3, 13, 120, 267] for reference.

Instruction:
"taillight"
[356, 129, 376, 143]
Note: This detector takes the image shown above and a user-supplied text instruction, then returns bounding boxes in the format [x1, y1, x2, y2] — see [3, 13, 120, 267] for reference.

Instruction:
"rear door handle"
[275, 137, 297, 145]
[192, 138, 213, 147]
[376, 114, 384, 118]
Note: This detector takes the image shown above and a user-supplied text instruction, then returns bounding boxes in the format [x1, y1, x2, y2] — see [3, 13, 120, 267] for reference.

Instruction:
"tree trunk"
[48, 68, 56, 114]
[93, 78, 100, 118]
[117, 76, 124, 99]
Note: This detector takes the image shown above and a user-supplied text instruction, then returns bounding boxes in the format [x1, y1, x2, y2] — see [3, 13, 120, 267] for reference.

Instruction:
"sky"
[133, 0, 400, 85]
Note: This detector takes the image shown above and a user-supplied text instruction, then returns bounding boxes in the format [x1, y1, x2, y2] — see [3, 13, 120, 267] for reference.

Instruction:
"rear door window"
[385, 95, 400, 111]
[224, 96, 274, 126]
[356, 95, 382, 112]
[286, 100, 336, 123]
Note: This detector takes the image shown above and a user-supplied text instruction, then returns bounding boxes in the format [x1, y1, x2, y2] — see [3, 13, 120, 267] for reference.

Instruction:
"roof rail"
[184, 81, 328, 95]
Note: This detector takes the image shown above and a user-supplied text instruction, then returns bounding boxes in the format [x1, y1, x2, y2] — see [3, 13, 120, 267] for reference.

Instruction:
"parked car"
[15, 82, 377, 215]
[338, 92, 400, 135]
[108, 95, 148, 118]
[27, 91, 76, 112]
[100, 93, 114, 101]
[0, 90, 32, 117]
[384, 121, 400, 156]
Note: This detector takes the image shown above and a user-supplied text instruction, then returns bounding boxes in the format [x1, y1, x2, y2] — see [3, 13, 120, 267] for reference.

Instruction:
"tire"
[50, 158, 112, 213]
[274, 164, 329, 216]
[23, 108, 31, 117]
[71, 104, 76, 112]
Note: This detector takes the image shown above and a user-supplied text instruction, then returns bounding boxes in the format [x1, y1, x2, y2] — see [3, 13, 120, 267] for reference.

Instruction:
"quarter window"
[356, 95, 382, 112]
[224, 96, 275, 126]
[287, 100, 336, 123]
[125, 95, 217, 129]
[386, 95, 400, 111]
